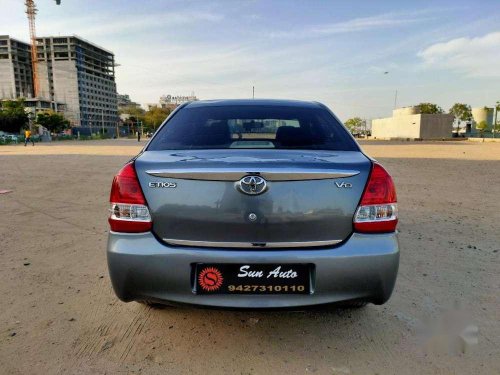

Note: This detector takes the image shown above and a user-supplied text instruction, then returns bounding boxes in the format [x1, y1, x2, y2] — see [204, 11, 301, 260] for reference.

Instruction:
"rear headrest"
[193, 120, 230, 146]
[276, 126, 312, 147]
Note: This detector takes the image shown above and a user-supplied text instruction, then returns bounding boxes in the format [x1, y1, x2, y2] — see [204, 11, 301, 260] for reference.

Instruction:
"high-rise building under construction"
[0, 35, 34, 99]
[36, 35, 118, 129]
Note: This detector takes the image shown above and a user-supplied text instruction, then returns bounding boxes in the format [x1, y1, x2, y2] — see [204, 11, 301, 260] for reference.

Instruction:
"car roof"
[184, 99, 324, 109]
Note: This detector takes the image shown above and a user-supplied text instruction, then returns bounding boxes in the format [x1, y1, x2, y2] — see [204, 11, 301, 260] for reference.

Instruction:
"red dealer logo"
[198, 267, 223, 292]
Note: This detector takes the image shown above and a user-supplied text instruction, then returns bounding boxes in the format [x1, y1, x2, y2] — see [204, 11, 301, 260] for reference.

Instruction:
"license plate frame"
[194, 263, 312, 295]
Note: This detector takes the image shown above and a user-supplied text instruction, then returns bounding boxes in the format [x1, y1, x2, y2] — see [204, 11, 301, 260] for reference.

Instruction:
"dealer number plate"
[194, 263, 311, 295]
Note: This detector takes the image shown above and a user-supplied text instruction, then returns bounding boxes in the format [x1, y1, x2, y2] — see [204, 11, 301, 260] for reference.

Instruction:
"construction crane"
[25, 0, 61, 98]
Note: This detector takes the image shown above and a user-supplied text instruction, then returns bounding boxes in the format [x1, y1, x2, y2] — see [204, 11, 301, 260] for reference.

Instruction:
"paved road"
[0, 140, 499, 374]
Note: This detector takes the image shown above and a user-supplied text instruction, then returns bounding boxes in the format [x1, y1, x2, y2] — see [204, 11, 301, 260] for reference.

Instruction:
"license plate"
[194, 263, 311, 295]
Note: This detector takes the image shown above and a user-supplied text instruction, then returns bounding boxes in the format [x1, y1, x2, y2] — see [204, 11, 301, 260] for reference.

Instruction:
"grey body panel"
[107, 231, 399, 308]
[135, 150, 371, 246]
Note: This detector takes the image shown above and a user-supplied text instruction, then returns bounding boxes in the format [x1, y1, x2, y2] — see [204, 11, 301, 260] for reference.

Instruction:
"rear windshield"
[147, 105, 358, 151]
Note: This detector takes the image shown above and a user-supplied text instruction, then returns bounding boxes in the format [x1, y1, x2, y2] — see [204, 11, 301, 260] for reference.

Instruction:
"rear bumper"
[107, 232, 399, 308]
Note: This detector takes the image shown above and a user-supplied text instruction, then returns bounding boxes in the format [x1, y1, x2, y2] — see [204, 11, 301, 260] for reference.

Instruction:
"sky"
[1, 0, 499, 120]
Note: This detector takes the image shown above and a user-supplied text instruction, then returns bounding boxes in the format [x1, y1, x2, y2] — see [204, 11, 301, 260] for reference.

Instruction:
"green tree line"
[0, 99, 70, 134]
[0, 99, 28, 133]
[119, 105, 172, 133]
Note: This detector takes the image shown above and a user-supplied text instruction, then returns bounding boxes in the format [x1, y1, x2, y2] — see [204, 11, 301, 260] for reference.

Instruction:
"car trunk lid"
[135, 149, 372, 248]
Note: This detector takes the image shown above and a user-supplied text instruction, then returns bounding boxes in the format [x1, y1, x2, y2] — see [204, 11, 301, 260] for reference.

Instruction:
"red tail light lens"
[354, 163, 398, 233]
[109, 162, 152, 233]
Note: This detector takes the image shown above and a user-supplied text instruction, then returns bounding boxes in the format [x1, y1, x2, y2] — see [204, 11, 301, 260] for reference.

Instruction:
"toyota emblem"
[236, 175, 268, 195]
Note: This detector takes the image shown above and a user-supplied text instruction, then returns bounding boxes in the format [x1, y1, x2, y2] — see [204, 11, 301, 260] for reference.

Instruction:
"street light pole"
[382, 72, 398, 110]
[28, 111, 33, 132]
[88, 111, 93, 136]
[494, 101, 499, 139]
[101, 108, 104, 135]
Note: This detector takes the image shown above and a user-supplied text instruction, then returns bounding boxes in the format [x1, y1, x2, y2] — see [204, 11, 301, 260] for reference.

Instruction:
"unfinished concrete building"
[36, 35, 118, 130]
[372, 107, 454, 139]
[117, 93, 141, 110]
[0, 35, 34, 99]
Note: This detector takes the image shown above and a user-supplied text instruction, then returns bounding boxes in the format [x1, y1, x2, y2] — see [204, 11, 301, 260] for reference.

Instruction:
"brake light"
[109, 162, 152, 233]
[354, 163, 398, 233]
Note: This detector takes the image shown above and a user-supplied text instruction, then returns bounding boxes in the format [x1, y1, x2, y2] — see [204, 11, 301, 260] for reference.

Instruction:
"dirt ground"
[0, 139, 499, 375]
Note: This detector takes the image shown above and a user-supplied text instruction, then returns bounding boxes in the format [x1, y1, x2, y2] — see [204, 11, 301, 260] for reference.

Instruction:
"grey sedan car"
[107, 99, 399, 308]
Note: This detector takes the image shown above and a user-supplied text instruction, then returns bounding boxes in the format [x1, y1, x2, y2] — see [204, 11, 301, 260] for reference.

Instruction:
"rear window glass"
[147, 105, 358, 151]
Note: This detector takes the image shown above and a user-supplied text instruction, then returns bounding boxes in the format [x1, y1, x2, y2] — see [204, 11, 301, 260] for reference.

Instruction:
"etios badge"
[236, 175, 268, 195]
[149, 181, 177, 188]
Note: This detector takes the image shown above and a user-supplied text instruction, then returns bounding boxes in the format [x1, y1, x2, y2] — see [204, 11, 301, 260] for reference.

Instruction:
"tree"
[119, 106, 146, 134]
[476, 120, 488, 137]
[36, 111, 70, 133]
[344, 117, 364, 135]
[0, 99, 28, 133]
[143, 106, 171, 130]
[416, 102, 444, 114]
[449, 103, 472, 134]
[118, 105, 145, 119]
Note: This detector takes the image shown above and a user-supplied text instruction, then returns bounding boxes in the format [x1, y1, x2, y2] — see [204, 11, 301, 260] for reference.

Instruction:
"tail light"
[109, 162, 152, 233]
[354, 163, 398, 233]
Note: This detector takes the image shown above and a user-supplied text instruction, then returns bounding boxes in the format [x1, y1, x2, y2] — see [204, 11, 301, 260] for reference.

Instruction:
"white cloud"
[311, 14, 423, 35]
[269, 12, 432, 38]
[419, 31, 500, 78]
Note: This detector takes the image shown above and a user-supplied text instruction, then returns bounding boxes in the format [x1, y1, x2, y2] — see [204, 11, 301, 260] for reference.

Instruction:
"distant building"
[471, 107, 494, 133]
[0, 35, 34, 99]
[452, 118, 472, 135]
[160, 94, 198, 106]
[372, 107, 454, 139]
[147, 93, 198, 111]
[36, 35, 118, 130]
[117, 93, 141, 109]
